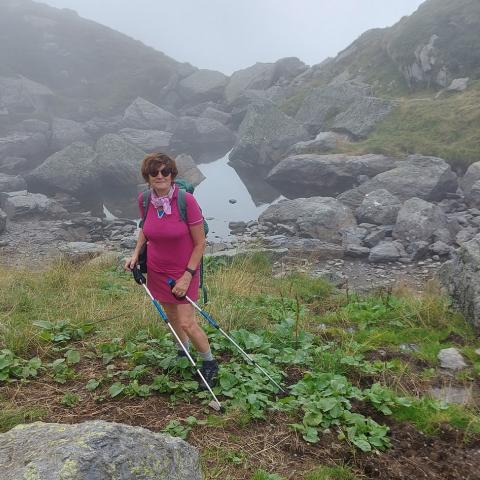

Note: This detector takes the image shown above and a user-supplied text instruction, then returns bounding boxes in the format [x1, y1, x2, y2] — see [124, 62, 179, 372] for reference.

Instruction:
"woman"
[125, 152, 218, 387]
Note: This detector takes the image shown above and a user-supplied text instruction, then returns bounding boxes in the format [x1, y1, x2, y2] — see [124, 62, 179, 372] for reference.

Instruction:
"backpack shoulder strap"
[139, 190, 150, 228]
[177, 188, 187, 223]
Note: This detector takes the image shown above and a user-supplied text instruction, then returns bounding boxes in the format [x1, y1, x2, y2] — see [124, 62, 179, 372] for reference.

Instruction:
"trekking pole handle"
[132, 265, 146, 285]
[167, 278, 186, 299]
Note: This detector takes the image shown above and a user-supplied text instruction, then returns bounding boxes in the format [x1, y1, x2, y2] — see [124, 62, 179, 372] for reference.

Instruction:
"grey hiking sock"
[198, 349, 214, 362]
[176, 339, 190, 353]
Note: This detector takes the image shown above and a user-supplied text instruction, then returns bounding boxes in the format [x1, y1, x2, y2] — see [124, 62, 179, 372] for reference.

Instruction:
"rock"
[84, 116, 123, 137]
[170, 116, 235, 152]
[22, 119, 50, 134]
[437, 234, 480, 331]
[369, 241, 405, 263]
[266, 154, 396, 199]
[58, 241, 106, 262]
[96, 134, 145, 188]
[0, 208, 6, 233]
[200, 107, 231, 125]
[267, 236, 345, 259]
[461, 162, 480, 208]
[339, 155, 458, 208]
[119, 128, 172, 152]
[286, 131, 348, 155]
[226, 63, 277, 103]
[259, 197, 356, 243]
[229, 221, 246, 233]
[437, 347, 467, 370]
[363, 228, 386, 248]
[26, 142, 99, 196]
[345, 244, 370, 258]
[123, 97, 178, 132]
[406, 240, 430, 261]
[174, 153, 205, 186]
[0, 132, 49, 164]
[332, 96, 396, 138]
[0, 420, 201, 480]
[50, 117, 92, 151]
[295, 81, 372, 134]
[355, 189, 402, 225]
[0, 173, 26, 192]
[429, 386, 473, 405]
[0, 75, 54, 114]
[0, 191, 68, 219]
[446, 77, 469, 92]
[229, 199, 237, 204]
[0, 156, 28, 174]
[229, 102, 309, 169]
[393, 198, 452, 245]
[178, 69, 228, 103]
[455, 227, 477, 245]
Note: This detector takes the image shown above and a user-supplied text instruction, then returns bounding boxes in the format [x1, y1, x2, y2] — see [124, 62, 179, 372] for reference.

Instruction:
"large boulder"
[0, 208, 6, 233]
[259, 197, 356, 243]
[0, 173, 27, 192]
[0, 156, 28, 174]
[266, 154, 397, 198]
[178, 69, 228, 103]
[175, 153, 205, 186]
[0, 132, 49, 164]
[119, 128, 172, 153]
[356, 189, 402, 225]
[170, 116, 235, 152]
[200, 107, 231, 125]
[229, 103, 309, 169]
[338, 155, 458, 208]
[393, 198, 452, 244]
[461, 162, 480, 208]
[50, 117, 92, 152]
[0, 75, 54, 114]
[123, 97, 178, 132]
[25, 142, 99, 196]
[295, 81, 372, 134]
[286, 131, 347, 155]
[0, 190, 68, 219]
[0, 420, 201, 480]
[438, 234, 480, 331]
[96, 134, 145, 188]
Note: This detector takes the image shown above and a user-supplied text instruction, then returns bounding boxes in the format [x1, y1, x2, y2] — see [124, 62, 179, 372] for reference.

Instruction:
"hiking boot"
[199, 359, 218, 390]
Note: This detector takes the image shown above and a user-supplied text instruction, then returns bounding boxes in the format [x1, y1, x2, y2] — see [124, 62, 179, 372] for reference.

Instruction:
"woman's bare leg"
[176, 303, 210, 352]
[161, 303, 188, 346]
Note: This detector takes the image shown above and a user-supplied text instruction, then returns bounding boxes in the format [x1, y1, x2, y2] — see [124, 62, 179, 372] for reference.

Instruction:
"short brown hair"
[141, 152, 178, 183]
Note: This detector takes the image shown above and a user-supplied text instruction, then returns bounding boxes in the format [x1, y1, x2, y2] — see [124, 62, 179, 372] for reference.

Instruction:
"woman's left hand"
[172, 272, 192, 298]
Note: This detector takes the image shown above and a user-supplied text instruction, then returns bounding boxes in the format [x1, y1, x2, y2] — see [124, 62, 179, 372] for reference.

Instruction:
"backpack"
[139, 179, 209, 302]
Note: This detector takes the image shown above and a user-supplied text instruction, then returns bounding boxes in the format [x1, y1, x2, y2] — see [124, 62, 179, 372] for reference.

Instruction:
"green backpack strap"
[177, 188, 208, 304]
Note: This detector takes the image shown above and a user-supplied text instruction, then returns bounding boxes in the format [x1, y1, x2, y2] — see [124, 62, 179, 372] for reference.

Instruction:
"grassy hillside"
[1, 254, 479, 479]
[337, 81, 480, 171]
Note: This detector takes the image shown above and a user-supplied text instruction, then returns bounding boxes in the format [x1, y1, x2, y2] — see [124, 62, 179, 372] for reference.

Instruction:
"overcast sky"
[41, 0, 425, 74]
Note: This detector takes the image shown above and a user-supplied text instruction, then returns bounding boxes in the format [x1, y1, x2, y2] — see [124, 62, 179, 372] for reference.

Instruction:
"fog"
[41, 0, 425, 74]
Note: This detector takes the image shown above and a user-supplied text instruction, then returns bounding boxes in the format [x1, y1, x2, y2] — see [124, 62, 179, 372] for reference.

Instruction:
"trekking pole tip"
[208, 400, 224, 412]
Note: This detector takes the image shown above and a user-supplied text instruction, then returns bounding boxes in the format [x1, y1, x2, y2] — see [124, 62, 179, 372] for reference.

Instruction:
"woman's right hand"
[124, 253, 139, 271]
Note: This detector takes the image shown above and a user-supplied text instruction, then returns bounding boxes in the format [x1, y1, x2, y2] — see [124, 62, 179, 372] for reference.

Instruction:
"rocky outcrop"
[96, 134, 145, 188]
[0, 173, 26, 192]
[0, 75, 54, 114]
[175, 153, 205, 186]
[0, 208, 6, 233]
[266, 154, 397, 198]
[25, 142, 99, 196]
[200, 107, 231, 125]
[50, 117, 92, 152]
[119, 128, 172, 152]
[178, 69, 228, 104]
[286, 132, 347, 156]
[0, 190, 68, 219]
[461, 161, 480, 208]
[0, 132, 49, 165]
[123, 97, 178, 132]
[438, 233, 480, 331]
[259, 197, 356, 243]
[356, 189, 402, 225]
[229, 102, 309, 169]
[338, 155, 458, 208]
[0, 156, 28, 174]
[0, 420, 202, 480]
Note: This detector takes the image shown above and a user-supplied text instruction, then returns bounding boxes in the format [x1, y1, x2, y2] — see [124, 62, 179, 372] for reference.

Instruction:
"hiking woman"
[124, 152, 218, 386]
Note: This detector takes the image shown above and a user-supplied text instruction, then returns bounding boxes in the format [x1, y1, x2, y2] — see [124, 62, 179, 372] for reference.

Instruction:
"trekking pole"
[168, 278, 285, 392]
[132, 267, 223, 412]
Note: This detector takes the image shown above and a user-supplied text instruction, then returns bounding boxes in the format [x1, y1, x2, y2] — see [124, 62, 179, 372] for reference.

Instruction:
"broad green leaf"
[109, 382, 125, 398]
[65, 350, 81, 365]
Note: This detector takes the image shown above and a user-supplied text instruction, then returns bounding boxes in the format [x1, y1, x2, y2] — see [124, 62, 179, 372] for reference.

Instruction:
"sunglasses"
[150, 167, 172, 178]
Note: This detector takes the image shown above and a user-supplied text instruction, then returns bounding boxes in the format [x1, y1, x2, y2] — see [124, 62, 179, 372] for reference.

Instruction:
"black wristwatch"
[185, 267, 196, 276]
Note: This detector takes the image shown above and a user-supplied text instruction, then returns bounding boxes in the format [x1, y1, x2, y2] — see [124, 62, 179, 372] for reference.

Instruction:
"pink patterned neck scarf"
[151, 184, 175, 215]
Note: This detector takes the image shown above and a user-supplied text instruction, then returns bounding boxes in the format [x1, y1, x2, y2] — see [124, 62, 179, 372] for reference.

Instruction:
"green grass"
[0, 400, 46, 433]
[338, 81, 480, 171]
[305, 465, 360, 480]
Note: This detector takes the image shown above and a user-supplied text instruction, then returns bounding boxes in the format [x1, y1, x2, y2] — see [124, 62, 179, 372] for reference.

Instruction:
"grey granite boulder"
[446, 78, 469, 92]
[259, 197, 356, 243]
[50, 117, 92, 152]
[438, 348, 467, 370]
[461, 162, 480, 208]
[338, 155, 458, 208]
[179, 69, 228, 103]
[266, 154, 397, 198]
[356, 189, 402, 225]
[0, 173, 27, 192]
[229, 102, 309, 169]
[438, 233, 480, 331]
[393, 198, 451, 244]
[200, 106, 231, 125]
[123, 97, 178, 132]
[0, 190, 68, 219]
[0, 75, 54, 114]
[0, 208, 6, 233]
[0, 132, 49, 163]
[0, 156, 28, 174]
[25, 142, 99, 196]
[369, 240, 406, 263]
[175, 153, 205, 186]
[119, 128, 172, 152]
[286, 132, 347, 155]
[96, 134, 145, 188]
[0, 420, 201, 480]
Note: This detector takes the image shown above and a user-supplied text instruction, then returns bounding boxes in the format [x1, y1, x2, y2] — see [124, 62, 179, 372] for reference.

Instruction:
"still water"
[194, 153, 282, 239]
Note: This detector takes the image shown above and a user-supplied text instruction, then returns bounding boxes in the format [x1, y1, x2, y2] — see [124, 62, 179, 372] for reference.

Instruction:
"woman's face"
[149, 164, 173, 190]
